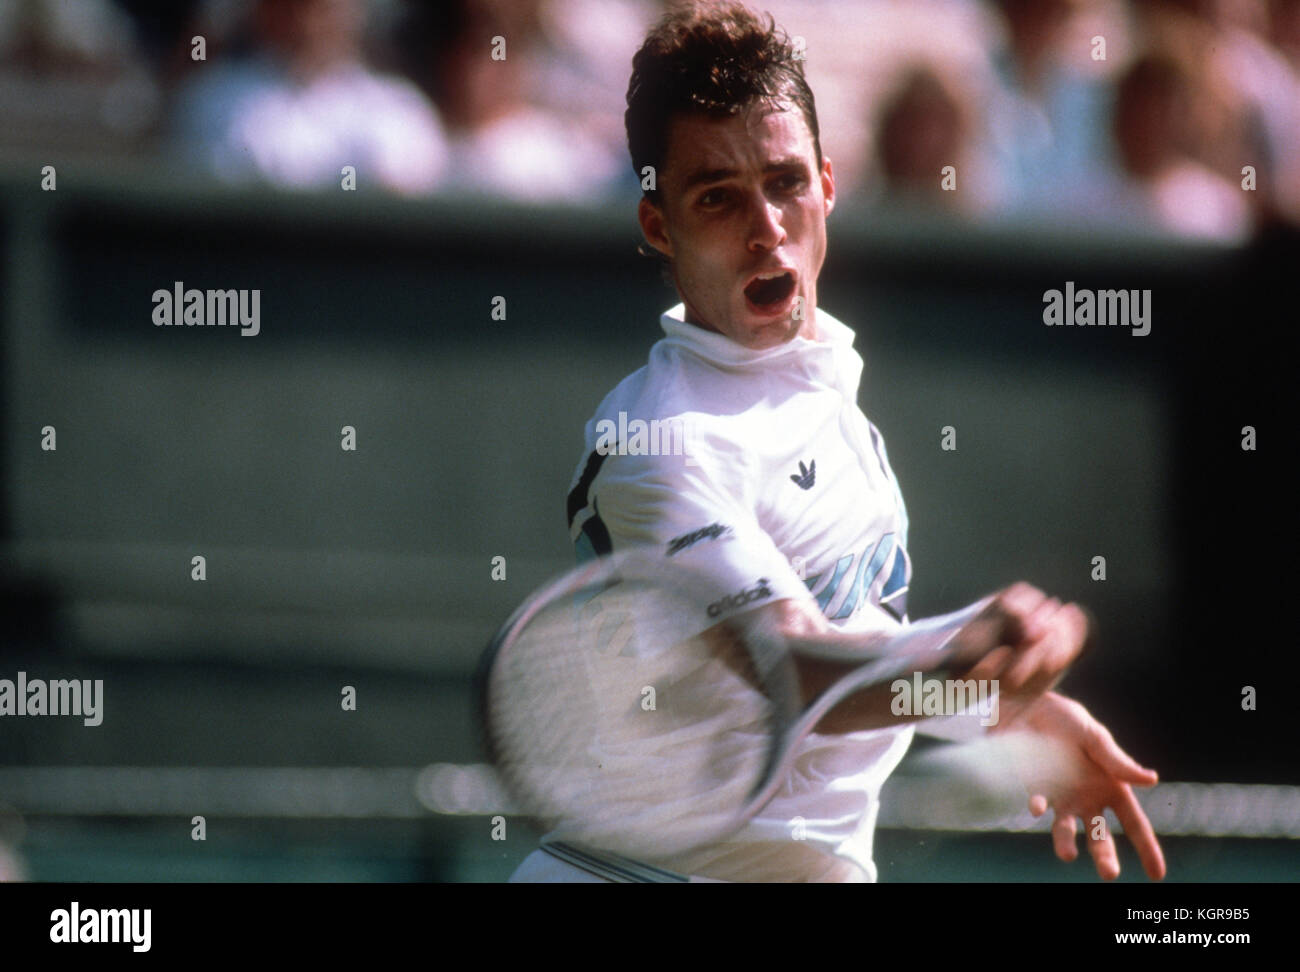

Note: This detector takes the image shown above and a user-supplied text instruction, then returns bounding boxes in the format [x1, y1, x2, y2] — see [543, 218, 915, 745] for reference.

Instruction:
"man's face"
[638, 103, 835, 350]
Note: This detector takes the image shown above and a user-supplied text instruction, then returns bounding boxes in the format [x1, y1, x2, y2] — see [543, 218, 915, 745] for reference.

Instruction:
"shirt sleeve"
[576, 446, 814, 641]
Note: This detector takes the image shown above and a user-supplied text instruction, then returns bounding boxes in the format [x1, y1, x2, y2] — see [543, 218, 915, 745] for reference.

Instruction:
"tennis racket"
[477, 547, 1017, 862]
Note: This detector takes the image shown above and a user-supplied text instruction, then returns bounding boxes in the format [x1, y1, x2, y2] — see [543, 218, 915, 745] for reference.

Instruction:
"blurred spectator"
[1125, 1, 1299, 226]
[757, 0, 1002, 200]
[170, 0, 447, 194]
[1109, 54, 1252, 239]
[0, 0, 161, 159]
[398, 0, 627, 204]
[984, 0, 1124, 217]
[1198, 0, 1300, 223]
[525, 0, 659, 180]
[866, 63, 999, 217]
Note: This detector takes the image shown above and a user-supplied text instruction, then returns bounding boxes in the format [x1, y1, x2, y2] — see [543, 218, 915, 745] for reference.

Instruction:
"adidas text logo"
[707, 578, 774, 618]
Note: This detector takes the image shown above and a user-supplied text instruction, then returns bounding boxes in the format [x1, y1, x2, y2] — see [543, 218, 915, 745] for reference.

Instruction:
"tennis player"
[512, 1, 1166, 883]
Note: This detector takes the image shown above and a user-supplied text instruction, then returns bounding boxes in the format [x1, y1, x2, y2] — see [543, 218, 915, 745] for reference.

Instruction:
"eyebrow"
[680, 157, 810, 192]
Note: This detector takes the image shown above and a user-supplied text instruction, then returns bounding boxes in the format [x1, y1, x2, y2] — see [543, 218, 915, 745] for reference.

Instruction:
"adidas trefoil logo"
[790, 459, 816, 490]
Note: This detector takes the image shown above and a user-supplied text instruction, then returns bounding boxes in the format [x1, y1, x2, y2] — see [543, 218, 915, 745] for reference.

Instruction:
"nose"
[747, 195, 786, 252]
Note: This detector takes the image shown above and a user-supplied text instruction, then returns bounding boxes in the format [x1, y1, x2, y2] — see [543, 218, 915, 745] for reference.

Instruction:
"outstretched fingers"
[1052, 812, 1079, 863]
[1114, 784, 1167, 880]
[1082, 812, 1122, 880]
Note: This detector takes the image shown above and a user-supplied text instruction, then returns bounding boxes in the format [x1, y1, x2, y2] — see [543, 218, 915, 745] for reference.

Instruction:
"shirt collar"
[658, 303, 863, 395]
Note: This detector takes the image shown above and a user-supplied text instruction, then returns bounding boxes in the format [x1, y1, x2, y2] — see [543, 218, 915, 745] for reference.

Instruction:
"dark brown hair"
[626, 2, 822, 204]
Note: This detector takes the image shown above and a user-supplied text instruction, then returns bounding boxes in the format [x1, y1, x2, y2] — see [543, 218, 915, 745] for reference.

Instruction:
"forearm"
[744, 595, 999, 735]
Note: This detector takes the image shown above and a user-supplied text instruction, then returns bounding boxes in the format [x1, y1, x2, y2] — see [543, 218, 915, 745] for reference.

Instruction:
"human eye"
[697, 186, 732, 208]
[772, 171, 808, 194]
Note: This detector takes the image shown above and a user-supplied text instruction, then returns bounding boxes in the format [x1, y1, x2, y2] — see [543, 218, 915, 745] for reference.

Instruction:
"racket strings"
[485, 571, 783, 858]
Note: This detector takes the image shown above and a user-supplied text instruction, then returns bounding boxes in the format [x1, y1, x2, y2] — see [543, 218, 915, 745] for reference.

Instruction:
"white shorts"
[507, 843, 722, 883]
[508, 849, 613, 883]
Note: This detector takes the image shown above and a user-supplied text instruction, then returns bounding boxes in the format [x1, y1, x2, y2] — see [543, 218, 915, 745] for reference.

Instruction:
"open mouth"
[743, 270, 797, 315]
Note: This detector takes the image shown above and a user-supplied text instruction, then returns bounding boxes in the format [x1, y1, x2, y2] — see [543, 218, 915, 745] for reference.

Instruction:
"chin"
[744, 323, 795, 350]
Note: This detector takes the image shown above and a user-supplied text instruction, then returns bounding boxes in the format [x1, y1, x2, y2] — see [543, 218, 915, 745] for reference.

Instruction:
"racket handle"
[786, 595, 997, 666]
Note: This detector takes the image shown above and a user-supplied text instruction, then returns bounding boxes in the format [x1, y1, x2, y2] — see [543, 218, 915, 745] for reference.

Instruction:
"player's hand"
[957, 583, 1091, 705]
[993, 691, 1166, 881]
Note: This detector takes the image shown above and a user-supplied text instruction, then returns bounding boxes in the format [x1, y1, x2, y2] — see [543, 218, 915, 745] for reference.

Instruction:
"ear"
[821, 156, 836, 217]
[638, 197, 673, 259]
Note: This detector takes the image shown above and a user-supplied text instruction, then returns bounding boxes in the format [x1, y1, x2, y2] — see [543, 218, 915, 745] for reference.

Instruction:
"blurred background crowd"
[1, 0, 1296, 241]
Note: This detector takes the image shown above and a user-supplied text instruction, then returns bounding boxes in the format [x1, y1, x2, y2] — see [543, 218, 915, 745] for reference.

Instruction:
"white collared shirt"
[566, 304, 916, 881]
